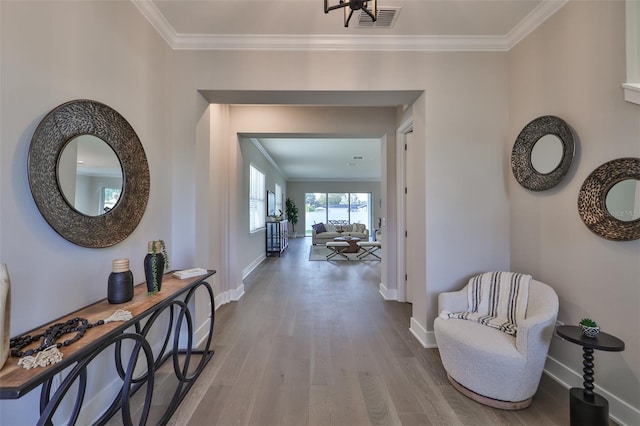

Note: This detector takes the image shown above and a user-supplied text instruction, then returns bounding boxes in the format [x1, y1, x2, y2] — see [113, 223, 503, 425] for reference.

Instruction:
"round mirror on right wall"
[511, 115, 575, 191]
[578, 157, 640, 241]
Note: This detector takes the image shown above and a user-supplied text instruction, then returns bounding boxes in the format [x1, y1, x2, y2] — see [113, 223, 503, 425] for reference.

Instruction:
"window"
[624, 0, 640, 105]
[100, 186, 121, 214]
[249, 164, 266, 232]
[275, 183, 283, 216]
[305, 192, 372, 235]
[327, 193, 349, 223]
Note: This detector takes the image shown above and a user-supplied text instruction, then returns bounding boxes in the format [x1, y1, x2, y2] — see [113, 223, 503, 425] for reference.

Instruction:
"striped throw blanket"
[440, 271, 531, 336]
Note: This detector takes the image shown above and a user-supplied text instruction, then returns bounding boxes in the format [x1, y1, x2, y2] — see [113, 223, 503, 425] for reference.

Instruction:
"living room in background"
[304, 192, 371, 236]
[249, 164, 266, 233]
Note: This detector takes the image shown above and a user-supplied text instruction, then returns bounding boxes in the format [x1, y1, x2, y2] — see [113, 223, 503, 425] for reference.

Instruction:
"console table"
[556, 325, 625, 426]
[0, 270, 216, 425]
[266, 220, 288, 257]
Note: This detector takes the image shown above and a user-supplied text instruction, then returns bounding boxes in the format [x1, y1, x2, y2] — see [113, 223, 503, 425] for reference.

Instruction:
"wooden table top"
[0, 270, 215, 399]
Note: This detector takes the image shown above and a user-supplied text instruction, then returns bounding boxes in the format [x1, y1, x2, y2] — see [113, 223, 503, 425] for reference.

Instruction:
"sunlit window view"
[304, 192, 371, 236]
[101, 187, 121, 213]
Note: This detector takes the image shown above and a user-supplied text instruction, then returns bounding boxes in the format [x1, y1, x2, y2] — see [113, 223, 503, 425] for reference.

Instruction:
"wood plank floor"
[167, 237, 574, 426]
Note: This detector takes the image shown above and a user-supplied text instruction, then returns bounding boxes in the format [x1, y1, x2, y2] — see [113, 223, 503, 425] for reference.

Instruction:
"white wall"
[0, 1, 173, 423]
[238, 137, 288, 273]
[508, 1, 640, 423]
[223, 106, 401, 298]
[169, 49, 511, 345]
[1, 0, 513, 422]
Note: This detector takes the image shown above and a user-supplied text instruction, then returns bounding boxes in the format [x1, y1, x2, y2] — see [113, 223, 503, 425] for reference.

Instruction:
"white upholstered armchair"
[434, 277, 559, 409]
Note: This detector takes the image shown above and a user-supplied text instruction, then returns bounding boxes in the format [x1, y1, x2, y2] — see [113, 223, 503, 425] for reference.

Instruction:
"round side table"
[555, 325, 625, 426]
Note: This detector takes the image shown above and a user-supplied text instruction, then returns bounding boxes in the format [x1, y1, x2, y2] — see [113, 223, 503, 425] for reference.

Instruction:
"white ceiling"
[256, 137, 381, 181]
[136, 0, 567, 181]
[135, 0, 567, 51]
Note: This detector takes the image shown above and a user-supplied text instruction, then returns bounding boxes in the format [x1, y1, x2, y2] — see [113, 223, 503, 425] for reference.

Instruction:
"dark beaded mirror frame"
[578, 157, 640, 241]
[511, 115, 575, 191]
[28, 99, 150, 248]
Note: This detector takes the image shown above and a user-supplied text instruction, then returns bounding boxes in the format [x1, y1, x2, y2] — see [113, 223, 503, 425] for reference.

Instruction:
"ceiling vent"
[357, 7, 399, 29]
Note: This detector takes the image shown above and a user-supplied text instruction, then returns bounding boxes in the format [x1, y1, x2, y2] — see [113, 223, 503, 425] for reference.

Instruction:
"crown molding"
[287, 177, 381, 182]
[506, 0, 569, 49]
[250, 138, 287, 179]
[131, 0, 176, 47]
[172, 34, 510, 52]
[132, 0, 567, 52]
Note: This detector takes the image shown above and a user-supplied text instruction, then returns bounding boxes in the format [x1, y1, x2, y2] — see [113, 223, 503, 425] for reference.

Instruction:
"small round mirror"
[58, 135, 123, 216]
[511, 115, 575, 191]
[531, 134, 564, 174]
[605, 179, 640, 222]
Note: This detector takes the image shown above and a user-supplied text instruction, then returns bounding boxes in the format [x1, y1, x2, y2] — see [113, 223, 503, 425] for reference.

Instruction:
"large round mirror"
[28, 100, 149, 248]
[578, 158, 640, 241]
[511, 115, 575, 191]
[58, 135, 123, 216]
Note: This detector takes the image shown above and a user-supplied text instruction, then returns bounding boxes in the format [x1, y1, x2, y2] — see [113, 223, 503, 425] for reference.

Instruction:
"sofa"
[311, 222, 369, 245]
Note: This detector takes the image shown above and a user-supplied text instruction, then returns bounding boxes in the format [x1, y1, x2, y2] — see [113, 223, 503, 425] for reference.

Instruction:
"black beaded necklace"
[9, 317, 105, 358]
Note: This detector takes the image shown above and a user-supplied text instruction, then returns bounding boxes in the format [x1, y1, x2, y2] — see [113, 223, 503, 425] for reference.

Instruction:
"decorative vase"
[107, 258, 134, 304]
[144, 241, 165, 294]
[580, 324, 600, 338]
[0, 264, 10, 369]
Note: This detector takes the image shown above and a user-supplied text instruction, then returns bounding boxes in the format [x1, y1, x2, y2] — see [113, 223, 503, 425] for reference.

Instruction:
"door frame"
[396, 118, 413, 302]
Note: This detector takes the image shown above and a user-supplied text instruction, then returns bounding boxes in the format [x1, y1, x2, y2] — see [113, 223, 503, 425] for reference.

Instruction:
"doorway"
[396, 121, 413, 303]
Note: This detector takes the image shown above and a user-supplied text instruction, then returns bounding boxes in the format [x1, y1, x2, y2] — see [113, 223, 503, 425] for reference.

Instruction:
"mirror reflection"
[531, 134, 564, 174]
[58, 135, 123, 216]
[605, 179, 640, 222]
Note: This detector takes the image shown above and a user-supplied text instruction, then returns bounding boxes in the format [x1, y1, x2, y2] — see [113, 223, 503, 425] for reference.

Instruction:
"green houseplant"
[579, 318, 600, 338]
[286, 198, 299, 238]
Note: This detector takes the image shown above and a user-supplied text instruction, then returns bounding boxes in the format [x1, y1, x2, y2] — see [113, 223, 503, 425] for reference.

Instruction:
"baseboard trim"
[49, 281, 239, 424]
[195, 317, 212, 348]
[67, 377, 120, 425]
[77, 337, 169, 425]
[230, 284, 245, 301]
[379, 282, 397, 300]
[409, 317, 437, 348]
[544, 355, 639, 426]
[425, 338, 638, 424]
[243, 254, 265, 280]
[214, 283, 245, 310]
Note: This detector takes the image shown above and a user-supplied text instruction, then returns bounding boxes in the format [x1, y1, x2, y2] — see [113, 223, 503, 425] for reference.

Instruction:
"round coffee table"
[333, 236, 360, 253]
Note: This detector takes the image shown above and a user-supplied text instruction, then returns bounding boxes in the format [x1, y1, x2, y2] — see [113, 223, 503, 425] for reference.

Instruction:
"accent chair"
[434, 276, 559, 409]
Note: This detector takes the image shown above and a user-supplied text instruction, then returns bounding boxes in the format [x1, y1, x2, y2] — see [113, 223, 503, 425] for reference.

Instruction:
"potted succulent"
[286, 197, 299, 239]
[579, 318, 600, 338]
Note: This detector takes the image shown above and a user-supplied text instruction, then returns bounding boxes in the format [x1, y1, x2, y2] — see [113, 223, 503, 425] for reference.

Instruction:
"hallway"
[171, 237, 570, 425]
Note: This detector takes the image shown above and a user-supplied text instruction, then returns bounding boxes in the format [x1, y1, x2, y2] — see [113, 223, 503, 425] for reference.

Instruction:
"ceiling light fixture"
[324, 0, 377, 27]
